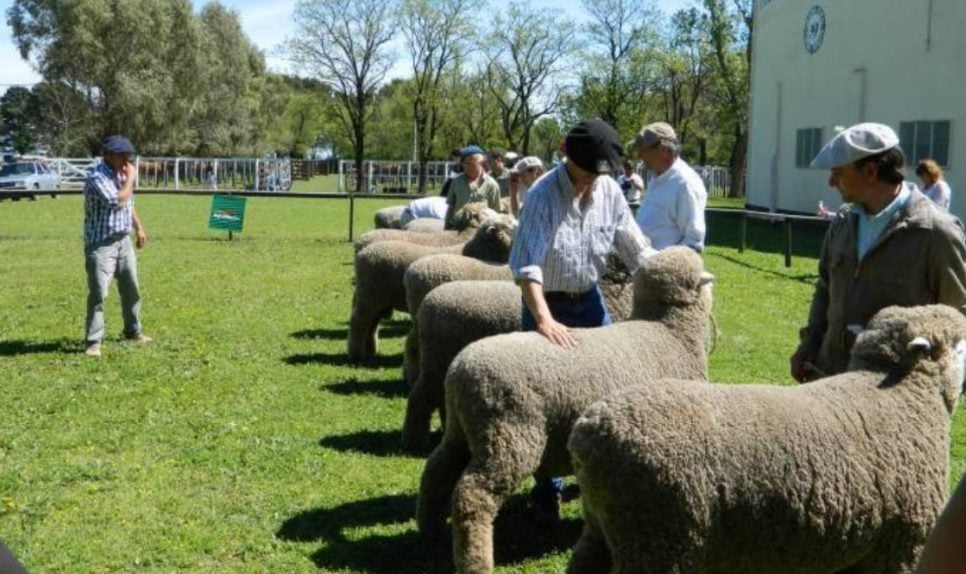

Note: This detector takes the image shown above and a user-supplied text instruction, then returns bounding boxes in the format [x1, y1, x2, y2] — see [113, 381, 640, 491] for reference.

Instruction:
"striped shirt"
[84, 161, 134, 245]
[509, 163, 655, 292]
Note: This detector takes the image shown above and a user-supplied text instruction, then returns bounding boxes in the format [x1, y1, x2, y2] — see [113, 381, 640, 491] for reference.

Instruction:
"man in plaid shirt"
[83, 135, 151, 357]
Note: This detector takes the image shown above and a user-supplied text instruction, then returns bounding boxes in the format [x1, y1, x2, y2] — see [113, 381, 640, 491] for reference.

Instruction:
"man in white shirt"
[399, 196, 448, 226]
[633, 122, 707, 252]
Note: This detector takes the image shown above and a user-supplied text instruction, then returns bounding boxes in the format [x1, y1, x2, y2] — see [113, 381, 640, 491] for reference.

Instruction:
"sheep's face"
[451, 202, 495, 230]
[480, 215, 517, 250]
[632, 246, 712, 307]
[850, 305, 966, 409]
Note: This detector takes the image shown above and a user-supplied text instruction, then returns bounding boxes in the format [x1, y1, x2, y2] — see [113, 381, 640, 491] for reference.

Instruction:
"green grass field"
[1, 195, 963, 573]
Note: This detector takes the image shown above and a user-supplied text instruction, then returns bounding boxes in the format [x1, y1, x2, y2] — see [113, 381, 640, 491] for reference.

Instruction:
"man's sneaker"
[127, 333, 152, 344]
[84, 343, 102, 357]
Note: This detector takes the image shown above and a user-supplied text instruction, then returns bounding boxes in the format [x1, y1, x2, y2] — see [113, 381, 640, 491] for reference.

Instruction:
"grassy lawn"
[1, 195, 963, 573]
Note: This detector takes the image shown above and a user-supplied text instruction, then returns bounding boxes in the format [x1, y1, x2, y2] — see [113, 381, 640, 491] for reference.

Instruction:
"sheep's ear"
[698, 272, 714, 286]
[907, 336, 932, 353]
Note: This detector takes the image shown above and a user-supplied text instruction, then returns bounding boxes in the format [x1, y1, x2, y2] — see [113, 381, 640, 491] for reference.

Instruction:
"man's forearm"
[520, 279, 553, 326]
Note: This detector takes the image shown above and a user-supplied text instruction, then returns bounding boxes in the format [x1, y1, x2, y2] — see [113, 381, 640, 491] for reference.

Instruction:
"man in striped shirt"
[83, 135, 150, 357]
[507, 119, 654, 518]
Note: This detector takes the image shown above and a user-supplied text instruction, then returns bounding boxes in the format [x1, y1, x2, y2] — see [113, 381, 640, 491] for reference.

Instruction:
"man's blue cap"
[460, 145, 485, 159]
[102, 135, 136, 155]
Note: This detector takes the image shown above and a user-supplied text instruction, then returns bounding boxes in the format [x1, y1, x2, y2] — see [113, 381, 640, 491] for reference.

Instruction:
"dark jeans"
[522, 285, 611, 505]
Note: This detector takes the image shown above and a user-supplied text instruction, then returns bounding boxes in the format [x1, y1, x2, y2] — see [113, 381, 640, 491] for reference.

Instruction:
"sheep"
[354, 203, 497, 254]
[374, 205, 407, 229]
[347, 214, 516, 361]
[400, 255, 513, 385]
[401, 253, 638, 452]
[403, 218, 446, 233]
[416, 246, 714, 574]
[566, 304, 966, 574]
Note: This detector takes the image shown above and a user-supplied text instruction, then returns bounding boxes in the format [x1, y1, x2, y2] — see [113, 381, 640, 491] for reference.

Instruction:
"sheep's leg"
[402, 373, 436, 453]
[567, 518, 612, 574]
[451, 423, 547, 574]
[402, 326, 420, 387]
[417, 420, 470, 544]
[347, 291, 388, 361]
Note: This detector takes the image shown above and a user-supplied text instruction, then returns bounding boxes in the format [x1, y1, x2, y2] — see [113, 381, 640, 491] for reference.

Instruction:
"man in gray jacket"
[791, 123, 966, 381]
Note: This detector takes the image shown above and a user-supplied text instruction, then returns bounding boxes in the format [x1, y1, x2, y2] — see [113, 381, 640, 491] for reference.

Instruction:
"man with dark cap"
[508, 119, 655, 519]
[443, 145, 502, 229]
[632, 121, 707, 251]
[791, 122, 966, 382]
[82, 135, 151, 357]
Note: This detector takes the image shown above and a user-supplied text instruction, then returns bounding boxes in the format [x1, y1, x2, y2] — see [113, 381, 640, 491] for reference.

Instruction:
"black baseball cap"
[564, 119, 623, 175]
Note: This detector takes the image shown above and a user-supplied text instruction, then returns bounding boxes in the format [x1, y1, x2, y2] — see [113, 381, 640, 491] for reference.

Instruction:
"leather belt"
[544, 289, 592, 302]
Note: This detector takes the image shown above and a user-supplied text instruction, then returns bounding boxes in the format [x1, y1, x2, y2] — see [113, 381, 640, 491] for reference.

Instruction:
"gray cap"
[633, 122, 678, 149]
[810, 123, 900, 169]
[510, 156, 543, 173]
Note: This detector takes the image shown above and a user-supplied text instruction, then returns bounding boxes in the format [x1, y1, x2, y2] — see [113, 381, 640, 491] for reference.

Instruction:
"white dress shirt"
[635, 157, 707, 251]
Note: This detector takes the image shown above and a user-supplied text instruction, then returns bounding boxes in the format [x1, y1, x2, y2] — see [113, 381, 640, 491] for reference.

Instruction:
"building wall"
[747, 0, 965, 217]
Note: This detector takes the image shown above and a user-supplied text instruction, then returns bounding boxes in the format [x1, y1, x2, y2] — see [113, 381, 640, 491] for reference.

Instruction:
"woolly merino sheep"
[400, 255, 513, 385]
[354, 203, 497, 254]
[416, 247, 714, 573]
[403, 218, 446, 233]
[401, 254, 638, 452]
[347, 214, 516, 361]
[567, 304, 966, 574]
[374, 205, 407, 229]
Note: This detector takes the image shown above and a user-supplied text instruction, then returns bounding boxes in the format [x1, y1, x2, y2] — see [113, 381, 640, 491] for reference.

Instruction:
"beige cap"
[810, 123, 900, 169]
[633, 122, 678, 149]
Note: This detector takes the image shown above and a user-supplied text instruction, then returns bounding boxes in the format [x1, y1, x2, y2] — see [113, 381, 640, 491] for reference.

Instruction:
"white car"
[0, 161, 61, 199]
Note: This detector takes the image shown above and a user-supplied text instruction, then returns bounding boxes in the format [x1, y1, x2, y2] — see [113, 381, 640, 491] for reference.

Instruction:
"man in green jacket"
[791, 123, 966, 382]
[443, 145, 502, 229]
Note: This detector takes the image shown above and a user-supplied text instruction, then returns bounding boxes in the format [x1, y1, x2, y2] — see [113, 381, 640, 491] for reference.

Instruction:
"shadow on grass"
[276, 493, 582, 573]
[285, 352, 403, 368]
[707, 252, 820, 285]
[0, 338, 79, 356]
[318, 429, 424, 458]
[325, 376, 408, 399]
[291, 321, 410, 341]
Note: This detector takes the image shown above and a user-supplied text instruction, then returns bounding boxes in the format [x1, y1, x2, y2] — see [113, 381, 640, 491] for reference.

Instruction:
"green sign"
[208, 195, 246, 234]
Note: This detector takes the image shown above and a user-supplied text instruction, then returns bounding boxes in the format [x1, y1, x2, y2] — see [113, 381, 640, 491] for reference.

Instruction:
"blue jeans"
[522, 285, 611, 505]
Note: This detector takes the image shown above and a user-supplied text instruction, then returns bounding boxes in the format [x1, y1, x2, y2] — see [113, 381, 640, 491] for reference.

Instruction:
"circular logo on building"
[803, 5, 826, 54]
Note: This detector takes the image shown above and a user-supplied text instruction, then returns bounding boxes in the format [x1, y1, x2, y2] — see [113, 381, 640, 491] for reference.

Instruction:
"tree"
[400, 0, 474, 193]
[655, 8, 713, 152]
[703, 0, 752, 196]
[575, 0, 660, 132]
[286, 0, 398, 194]
[0, 86, 39, 154]
[484, 4, 577, 153]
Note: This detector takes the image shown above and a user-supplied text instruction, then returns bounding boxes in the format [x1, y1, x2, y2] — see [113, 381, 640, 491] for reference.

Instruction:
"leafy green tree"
[286, 0, 398, 193]
[400, 0, 474, 193]
[574, 0, 660, 132]
[0, 86, 39, 154]
[484, 3, 576, 154]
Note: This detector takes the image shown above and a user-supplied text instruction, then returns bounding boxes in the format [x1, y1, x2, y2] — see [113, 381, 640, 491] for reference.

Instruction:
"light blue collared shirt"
[853, 183, 912, 261]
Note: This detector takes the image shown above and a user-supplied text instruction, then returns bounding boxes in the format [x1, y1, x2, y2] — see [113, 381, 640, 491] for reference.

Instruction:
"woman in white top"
[916, 158, 952, 211]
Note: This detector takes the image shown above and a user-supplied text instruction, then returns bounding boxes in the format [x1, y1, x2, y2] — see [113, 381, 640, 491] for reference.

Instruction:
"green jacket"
[798, 187, 966, 378]
[444, 173, 502, 229]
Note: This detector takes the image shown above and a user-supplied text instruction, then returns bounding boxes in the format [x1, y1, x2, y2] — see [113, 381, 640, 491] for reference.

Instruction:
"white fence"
[338, 159, 734, 197]
[47, 157, 293, 192]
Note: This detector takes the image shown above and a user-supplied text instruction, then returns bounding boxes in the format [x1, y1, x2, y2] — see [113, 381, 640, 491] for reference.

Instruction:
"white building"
[747, 0, 964, 217]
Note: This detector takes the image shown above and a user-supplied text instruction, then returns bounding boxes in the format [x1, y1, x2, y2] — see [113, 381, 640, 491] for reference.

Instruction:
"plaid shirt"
[84, 161, 133, 245]
[509, 163, 654, 292]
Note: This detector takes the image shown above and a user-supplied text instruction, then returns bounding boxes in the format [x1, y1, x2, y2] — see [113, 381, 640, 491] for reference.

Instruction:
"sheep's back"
[445, 321, 706, 474]
[420, 281, 521, 363]
[354, 228, 463, 253]
[405, 255, 512, 315]
[571, 376, 951, 572]
[355, 241, 463, 312]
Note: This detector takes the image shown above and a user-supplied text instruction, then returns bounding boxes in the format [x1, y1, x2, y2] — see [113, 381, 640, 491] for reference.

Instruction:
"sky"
[0, 0, 694, 95]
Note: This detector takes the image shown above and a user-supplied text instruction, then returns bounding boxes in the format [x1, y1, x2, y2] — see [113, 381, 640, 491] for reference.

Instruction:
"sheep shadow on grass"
[324, 376, 408, 399]
[285, 352, 404, 368]
[276, 493, 582, 573]
[0, 338, 80, 356]
[318, 429, 427, 458]
[292, 319, 410, 341]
